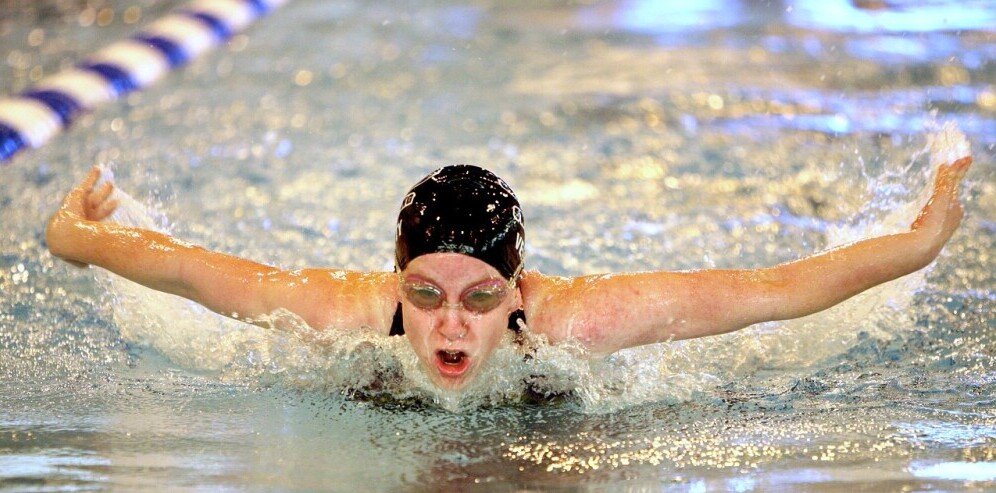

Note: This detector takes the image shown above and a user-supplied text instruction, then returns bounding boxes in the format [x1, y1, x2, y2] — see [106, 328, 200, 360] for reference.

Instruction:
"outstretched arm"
[527, 157, 972, 355]
[46, 167, 394, 331]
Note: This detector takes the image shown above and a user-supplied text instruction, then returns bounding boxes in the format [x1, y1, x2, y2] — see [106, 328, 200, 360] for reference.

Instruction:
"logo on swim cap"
[395, 164, 525, 279]
[401, 191, 416, 209]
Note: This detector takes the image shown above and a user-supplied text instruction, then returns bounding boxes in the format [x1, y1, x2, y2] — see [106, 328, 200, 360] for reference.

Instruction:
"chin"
[429, 365, 479, 391]
[431, 376, 471, 391]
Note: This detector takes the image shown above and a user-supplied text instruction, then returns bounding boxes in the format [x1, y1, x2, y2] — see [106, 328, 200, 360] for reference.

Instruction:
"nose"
[434, 305, 468, 341]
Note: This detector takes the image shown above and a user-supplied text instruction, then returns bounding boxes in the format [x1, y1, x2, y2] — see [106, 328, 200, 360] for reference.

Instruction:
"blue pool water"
[1, 0, 994, 490]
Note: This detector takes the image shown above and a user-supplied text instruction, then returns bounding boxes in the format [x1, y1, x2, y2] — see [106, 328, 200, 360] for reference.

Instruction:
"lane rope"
[0, 0, 288, 163]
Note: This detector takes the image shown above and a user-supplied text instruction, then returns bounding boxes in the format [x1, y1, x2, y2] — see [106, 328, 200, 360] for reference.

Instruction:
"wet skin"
[46, 154, 972, 393]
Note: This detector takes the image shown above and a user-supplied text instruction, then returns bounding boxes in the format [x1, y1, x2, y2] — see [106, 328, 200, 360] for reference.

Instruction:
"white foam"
[926, 121, 970, 167]
[93, 125, 949, 412]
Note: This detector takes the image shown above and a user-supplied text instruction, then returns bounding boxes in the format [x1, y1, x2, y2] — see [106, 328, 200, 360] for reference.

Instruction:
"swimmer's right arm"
[46, 167, 395, 332]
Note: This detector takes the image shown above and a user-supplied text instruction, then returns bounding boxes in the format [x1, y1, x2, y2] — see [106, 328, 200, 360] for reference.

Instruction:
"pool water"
[1, 0, 994, 490]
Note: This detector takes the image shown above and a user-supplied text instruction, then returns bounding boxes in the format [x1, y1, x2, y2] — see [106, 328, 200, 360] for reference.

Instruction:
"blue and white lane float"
[0, 0, 288, 163]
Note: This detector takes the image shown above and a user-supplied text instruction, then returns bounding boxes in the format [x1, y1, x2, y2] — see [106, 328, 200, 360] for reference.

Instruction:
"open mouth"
[435, 349, 470, 377]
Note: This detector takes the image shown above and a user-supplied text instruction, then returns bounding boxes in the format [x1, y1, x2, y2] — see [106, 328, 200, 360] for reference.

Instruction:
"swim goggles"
[399, 264, 522, 314]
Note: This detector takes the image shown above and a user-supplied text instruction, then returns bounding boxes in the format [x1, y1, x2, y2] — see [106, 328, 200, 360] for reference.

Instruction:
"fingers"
[72, 166, 105, 207]
[950, 155, 972, 183]
[913, 155, 971, 235]
[941, 156, 971, 180]
[80, 166, 101, 192]
[934, 155, 972, 201]
[66, 166, 104, 209]
[49, 165, 118, 223]
[76, 167, 119, 221]
[946, 156, 971, 201]
[90, 198, 119, 221]
[89, 181, 114, 207]
[85, 181, 118, 221]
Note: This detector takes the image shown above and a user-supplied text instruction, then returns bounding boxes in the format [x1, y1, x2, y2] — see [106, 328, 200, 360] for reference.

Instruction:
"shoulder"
[518, 270, 568, 294]
[518, 270, 567, 311]
[517, 270, 593, 344]
[286, 269, 400, 334]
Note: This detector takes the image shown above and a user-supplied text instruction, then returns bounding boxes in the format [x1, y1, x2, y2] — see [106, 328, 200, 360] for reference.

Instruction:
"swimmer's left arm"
[528, 157, 972, 355]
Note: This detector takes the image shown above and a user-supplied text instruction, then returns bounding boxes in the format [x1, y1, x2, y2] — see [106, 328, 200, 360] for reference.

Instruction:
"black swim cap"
[395, 164, 524, 279]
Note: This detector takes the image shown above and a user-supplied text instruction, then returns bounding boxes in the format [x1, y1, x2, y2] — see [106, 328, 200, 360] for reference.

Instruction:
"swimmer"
[46, 154, 971, 391]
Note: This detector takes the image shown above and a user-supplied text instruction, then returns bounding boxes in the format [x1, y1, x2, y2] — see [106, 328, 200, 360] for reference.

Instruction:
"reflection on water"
[912, 462, 996, 482]
[788, 0, 996, 33]
[1, 0, 994, 490]
[579, 0, 746, 34]
[566, 0, 996, 35]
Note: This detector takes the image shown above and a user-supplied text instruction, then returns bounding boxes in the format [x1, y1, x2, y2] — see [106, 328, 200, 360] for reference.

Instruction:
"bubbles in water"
[88, 122, 979, 413]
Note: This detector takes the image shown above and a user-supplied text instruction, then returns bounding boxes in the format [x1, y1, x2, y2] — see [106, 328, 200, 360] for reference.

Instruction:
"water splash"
[96, 124, 972, 412]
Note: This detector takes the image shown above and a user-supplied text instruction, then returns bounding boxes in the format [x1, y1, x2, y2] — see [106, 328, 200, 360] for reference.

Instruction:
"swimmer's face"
[398, 253, 522, 391]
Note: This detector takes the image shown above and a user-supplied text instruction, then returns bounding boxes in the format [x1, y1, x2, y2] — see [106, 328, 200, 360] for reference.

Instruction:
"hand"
[46, 166, 119, 267]
[910, 156, 972, 255]
[53, 165, 119, 222]
[79, 166, 119, 221]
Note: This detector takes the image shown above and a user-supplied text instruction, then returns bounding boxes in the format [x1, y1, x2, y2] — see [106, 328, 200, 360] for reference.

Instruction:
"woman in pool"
[46, 156, 971, 391]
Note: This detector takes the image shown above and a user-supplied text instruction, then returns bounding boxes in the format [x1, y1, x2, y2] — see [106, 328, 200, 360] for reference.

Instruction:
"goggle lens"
[401, 282, 508, 314]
